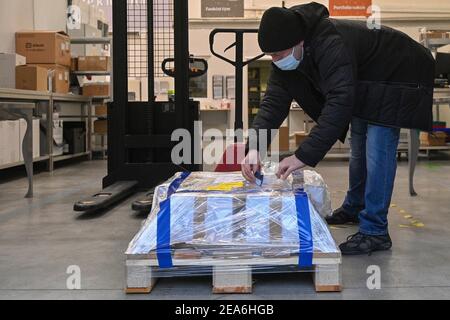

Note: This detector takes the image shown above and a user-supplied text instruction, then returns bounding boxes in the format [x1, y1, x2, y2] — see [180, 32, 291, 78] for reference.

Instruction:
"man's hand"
[241, 150, 262, 183]
[276, 155, 306, 180]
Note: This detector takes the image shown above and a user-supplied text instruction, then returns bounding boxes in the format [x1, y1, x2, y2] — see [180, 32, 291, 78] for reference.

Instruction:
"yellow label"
[207, 182, 245, 192]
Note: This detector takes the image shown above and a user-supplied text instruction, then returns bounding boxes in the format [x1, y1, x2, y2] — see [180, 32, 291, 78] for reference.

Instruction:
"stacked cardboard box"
[29, 64, 70, 94]
[95, 104, 107, 117]
[53, 120, 64, 156]
[295, 132, 309, 147]
[16, 65, 48, 92]
[420, 30, 450, 41]
[94, 103, 108, 136]
[0, 121, 20, 165]
[94, 120, 108, 135]
[278, 127, 290, 152]
[420, 132, 448, 146]
[77, 56, 110, 72]
[82, 83, 110, 97]
[0, 119, 41, 166]
[39, 114, 65, 157]
[15, 31, 71, 94]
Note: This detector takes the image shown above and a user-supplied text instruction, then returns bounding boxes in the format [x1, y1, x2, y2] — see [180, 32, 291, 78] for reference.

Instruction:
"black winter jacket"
[251, 2, 435, 167]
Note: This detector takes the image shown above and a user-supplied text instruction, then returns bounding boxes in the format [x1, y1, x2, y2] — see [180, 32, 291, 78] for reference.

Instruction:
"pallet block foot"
[213, 265, 252, 294]
[126, 263, 158, 294]
[313, 264, 342, 293]
[125, 286, 154, 294]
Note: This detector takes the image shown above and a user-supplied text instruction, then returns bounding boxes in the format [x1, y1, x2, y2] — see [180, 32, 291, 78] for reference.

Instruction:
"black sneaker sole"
[326, 220, 360, 226]
[340, 243, 392, 256]
[325, 217, 360, 226]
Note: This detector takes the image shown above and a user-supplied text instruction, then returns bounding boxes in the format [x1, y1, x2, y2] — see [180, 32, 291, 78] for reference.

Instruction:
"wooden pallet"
[125, 250, 342, 294]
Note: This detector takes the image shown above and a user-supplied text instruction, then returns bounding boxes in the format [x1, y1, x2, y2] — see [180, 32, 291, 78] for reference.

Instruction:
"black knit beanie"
[258, 7, 305, 53]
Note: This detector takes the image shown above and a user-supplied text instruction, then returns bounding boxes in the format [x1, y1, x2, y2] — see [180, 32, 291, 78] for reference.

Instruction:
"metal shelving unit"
[0, 88, 93, 172]
[73, 71, 111, 76]
[70, 37, 112, 45]
[419, 28, 450, 154]
[70, 37, 112, 160]
[53, 151, 91, 163]
[0, 155, 50, 171]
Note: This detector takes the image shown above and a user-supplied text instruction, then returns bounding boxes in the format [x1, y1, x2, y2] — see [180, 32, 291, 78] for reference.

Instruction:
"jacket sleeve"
[247, 70, 293, 157]
[295, 34, 356, 167]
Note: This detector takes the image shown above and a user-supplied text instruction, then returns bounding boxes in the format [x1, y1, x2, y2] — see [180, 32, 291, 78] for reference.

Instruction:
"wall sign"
[202, 0, 244, 18]
[329, 0, 372, 17]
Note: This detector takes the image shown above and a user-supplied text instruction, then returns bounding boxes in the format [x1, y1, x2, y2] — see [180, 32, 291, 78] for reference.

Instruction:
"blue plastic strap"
[295, 191, 313, 268]
[157, 172, 191, 268]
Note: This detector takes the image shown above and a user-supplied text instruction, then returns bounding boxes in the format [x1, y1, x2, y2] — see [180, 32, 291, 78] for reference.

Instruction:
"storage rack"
[0, 88, 92, 172]
[70, 37, 113, 160]
[419, 28, 450, 153]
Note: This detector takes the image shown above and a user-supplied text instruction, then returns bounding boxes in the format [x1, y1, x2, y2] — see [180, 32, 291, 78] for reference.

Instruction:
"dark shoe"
[339, 232, 392, 256]
[325, 207, 359, 225]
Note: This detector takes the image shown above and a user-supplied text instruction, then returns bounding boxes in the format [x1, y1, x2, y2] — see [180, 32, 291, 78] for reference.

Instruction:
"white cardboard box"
[68, 24, 102, 57]
[71, 0, 90, 25]
[0, 53, 26, 89]
[19, 119, 41, 161]
[0, 121, 21, 165]
[0, 121, 6, 165]
[53, 120, 64, 156]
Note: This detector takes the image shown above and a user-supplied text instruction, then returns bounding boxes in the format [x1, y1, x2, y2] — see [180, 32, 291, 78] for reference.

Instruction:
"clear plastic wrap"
[126, 171, 340, 277]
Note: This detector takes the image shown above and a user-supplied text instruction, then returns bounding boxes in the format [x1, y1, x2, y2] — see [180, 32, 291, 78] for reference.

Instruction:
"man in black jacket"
[241, 2, 435, 255]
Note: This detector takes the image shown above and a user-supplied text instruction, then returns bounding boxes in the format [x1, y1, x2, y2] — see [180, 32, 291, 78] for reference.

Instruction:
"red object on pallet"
[215, 143, 246, 172]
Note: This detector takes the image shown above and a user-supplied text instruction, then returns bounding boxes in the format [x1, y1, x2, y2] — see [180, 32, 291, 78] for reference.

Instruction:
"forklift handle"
[162, 57, 208, 78]
[209, 29, 265, 67]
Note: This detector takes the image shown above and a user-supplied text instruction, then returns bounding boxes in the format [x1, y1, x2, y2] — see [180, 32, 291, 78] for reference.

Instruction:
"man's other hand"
[241, 150, 262, 183]
[276, 155, 306, 180]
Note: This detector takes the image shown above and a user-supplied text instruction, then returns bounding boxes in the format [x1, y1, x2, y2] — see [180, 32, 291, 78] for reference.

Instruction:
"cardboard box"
[53, 120, 64, 156]
[0, 53, 26, 88]
[278, 127, 290, 152]
[19, 119, 41, 160]
[94, 120, 107, 134]
[16, 65, 48, 92]
[420, 31, 450, 41]
[71, 57, 78, 72]
[83, 83, 110, 97]
[78, 56, 110, 71]
[420, 132, 447, 146]
[295, 132, 309, 147]
[29, 64, 69, 94]
[16, 31, 71, 67]
[68, 24, 102, 57]
[0, 121, 21, 165]
[95, 104, 107, 116]
[39, 116, 65, 156]
[0, 121, 8, 165]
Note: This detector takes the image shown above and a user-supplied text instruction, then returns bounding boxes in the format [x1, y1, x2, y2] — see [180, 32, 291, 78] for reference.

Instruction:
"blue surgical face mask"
[274, 45, 303, 71]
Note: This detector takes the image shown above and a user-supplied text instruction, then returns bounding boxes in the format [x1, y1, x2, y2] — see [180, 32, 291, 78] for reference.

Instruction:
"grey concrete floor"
[0, 158, 450, 300]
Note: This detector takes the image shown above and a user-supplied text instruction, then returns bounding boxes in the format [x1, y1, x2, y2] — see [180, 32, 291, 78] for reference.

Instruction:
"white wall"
[33, 0, 68, 31]
[0, 0, 34, 53]
[0, 0, 67, 54]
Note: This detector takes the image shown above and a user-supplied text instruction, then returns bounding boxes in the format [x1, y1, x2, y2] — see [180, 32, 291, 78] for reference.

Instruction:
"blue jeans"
[342, 117, 400, 236]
